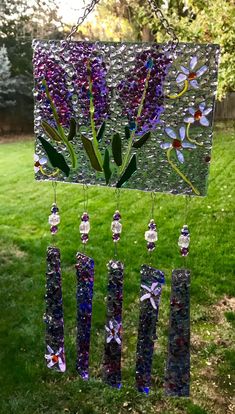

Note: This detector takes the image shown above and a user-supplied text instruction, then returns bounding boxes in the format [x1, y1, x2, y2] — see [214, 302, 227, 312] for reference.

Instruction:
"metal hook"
[52, 182, 57, 204]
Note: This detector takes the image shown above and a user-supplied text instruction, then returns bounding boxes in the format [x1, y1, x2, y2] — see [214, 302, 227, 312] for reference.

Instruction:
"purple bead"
[50, 225, 58, 234]
[181, 247, 189, 257]
[149, 223, 156, 230]
[51, 203, 59, 214]
[81, 234, 89, 244]
[113, 211, 121, 221]
[147, 242, 155, 251]
[113, 234, 120, 242]
[82, 213, 89, 222]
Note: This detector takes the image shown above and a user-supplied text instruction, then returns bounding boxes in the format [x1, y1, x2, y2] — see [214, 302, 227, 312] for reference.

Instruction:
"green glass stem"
[42, 80, 77, 169]
[87, 61, 103, 170]
[166, 147, 200, 195]
[120, 67, 152, 175]
[186, 123, 203, 147]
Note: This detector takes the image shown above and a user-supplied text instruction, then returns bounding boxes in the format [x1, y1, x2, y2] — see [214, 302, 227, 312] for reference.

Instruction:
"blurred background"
[0, 0, 235, 137]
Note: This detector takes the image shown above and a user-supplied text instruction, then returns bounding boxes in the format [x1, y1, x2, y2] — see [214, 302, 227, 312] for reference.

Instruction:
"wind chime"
[33, 0, 220, 396]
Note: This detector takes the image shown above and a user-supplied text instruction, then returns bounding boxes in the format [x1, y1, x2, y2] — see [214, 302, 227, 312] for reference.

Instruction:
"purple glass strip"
[75, 253, 95, 380]
[103, 260, 124, 388]
[164, 269, 190, 397]
[136, 265, 165, 394]
[44, 246, 66, 372]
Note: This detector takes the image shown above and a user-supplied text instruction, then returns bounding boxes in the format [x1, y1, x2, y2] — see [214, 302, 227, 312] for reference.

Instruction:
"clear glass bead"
[111, 221, 122, 234]
[178, 235, 190, 248]
[145, 230, 158, 243]
[79, 221, 90, 234]
[48, 213, 60, 226]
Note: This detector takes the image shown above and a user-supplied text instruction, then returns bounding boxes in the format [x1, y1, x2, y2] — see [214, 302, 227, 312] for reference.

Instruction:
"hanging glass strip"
[164, 269, 190, 397]
[75, 253, 94, 380]
[136, 265, 165, 394]
[44, 246, 66, 372]
[103, 260, 124, 388]
[33, 40, 219, 195]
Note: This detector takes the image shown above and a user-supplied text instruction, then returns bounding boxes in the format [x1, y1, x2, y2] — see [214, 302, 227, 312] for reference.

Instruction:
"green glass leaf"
[97, 121, 106, 142]
[103, 149, 112, 185]
[81, 136, 103, 172]
[67, 118, 76, 141]
[125, 126, 130, 140]
[112, 133, 122, 167]
[132, 131, 151, 149]
[116, 154, 137, 188]
[38, 136, 70, 177]
[41, 120, 62, 142]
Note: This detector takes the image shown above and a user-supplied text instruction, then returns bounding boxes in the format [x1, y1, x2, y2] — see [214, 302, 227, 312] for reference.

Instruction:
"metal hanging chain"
[66, 0, 179, 46]
[66, 0, 101, 41]
[151, 191, 156, 219]
[83, 183, 89, 212]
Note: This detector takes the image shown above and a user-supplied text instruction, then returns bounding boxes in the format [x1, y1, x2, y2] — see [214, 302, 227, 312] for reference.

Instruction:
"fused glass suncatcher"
[33, 40, 219, 196]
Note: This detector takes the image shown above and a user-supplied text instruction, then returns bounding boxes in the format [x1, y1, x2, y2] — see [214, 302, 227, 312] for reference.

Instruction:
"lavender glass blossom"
[117, 48, 171, 136]
[33, 50, 73, 128]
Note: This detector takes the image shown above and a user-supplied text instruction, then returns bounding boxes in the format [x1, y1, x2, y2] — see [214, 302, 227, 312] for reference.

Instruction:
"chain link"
[66, 0, 101, 41]
[65, 0, 179, 47]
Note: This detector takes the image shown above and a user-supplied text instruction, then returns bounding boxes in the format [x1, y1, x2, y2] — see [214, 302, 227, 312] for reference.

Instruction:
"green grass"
[0, 125, 234, 414]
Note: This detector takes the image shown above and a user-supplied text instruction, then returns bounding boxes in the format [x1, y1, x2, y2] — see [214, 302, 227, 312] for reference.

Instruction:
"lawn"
[0, 125, 234, 414]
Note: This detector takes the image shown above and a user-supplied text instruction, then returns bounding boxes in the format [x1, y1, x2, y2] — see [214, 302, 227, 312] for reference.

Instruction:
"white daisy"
[160, 126, 196, 164]
[176, 56, 208, 89]
[34, 153, 47, 173]
[184, 102, 212, 127]
[44, 345, 66, 372]
[105, 320, 122, 345]
[140, 282, 162, 310]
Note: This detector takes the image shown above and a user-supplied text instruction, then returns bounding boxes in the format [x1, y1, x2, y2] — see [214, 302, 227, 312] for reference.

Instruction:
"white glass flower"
[44, 345, 66, 372]
[176, 56, 208, 89]
[34, 154, 47, 173]
[184, 102, 212, 127]
[140, 282, 162, 310]
[105, 320, 122, 345]
[160, 126, 196, 164]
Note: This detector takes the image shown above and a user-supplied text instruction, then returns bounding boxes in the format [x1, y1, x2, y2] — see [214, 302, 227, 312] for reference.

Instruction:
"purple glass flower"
[160, 126, 196, 164]
[105, 320, 122, 345]
[65, 42, 110, 129]
[45, 345, 66, 372]
[184, 102, 212, 126]
[117, 49, 172, 136]
[176, 56, 208, 89]
[140, 282, 162, 309]
[33, 50, 73, 127]
[34, 153, 47, 173]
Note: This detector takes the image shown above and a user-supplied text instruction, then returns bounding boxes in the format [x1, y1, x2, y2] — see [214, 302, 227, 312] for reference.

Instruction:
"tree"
[0, 44, 15, 108]
[83, 0, 235, 99]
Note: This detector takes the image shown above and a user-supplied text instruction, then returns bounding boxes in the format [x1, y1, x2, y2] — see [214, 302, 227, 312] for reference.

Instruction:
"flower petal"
[58, 358, 66, 372]
[165, 128, 177, 139]
[184, 117, 194, 124]
[107, 335, 113, 343]
[182, 142, 196, 149]
[115, 335, 121, 345]
[47, 345, 54, 354]
[188, 107, 195, 116]
[141, 284, 151, 292]
[34, 166, 40, 173]
[203, 107, 212, 116]
[150, 297, 157, 310]
[160, 142, 172, 149]
[140, 293, 151, 302]
[190, 56, 198, 71]
[196, 65, 208, 78]
[176, 73, 187, 83]
[34, 154, 39, 162]
[190, 79, 199, 89]
[200, 116, 209, 126]
[47, 360, 55, 368]
[180, 66, 190, 75]
[179, 126, 186, 141]
[176, 150, 184, 164]
[39, 157, 47, 165]
[151, 282, 159, 291]
[109, 320, 113, 330]
[105, 325, 111, 333]
[199, 102, 206, 111]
